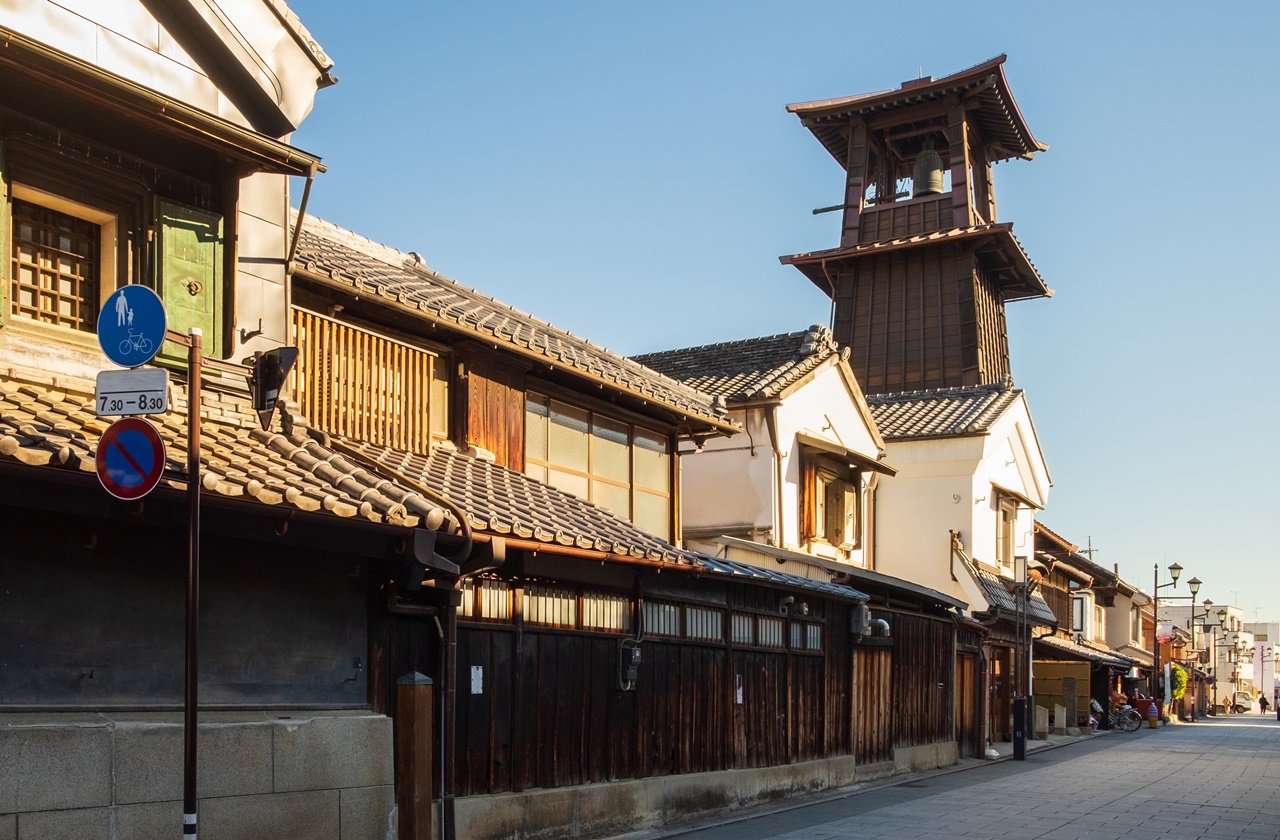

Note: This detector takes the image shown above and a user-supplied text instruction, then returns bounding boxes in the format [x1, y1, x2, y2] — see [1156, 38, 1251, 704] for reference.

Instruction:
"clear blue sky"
[289, 2, 1280, 621]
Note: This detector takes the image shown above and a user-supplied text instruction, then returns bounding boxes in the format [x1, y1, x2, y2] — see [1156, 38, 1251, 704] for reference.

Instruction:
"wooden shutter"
[799, 457, 816, 540]
[156, 198, 223, 359]
[823, 477, 842, 544]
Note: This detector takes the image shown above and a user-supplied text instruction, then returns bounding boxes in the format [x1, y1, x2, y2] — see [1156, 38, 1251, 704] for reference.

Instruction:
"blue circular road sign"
[98, 285, 167, 367]
[96, 417, 167, 500]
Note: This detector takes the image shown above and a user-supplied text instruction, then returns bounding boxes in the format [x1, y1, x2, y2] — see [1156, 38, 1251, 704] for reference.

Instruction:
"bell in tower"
[780, 55, 1052, 395]
[911, 140, 944, 197]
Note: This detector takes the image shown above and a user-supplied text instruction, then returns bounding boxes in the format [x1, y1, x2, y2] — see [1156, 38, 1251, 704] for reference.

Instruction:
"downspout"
[286, 161, 319, 270]
[764, 407, 784, 548]
[865, 472, 879, 571]
[323, 437, 480, 840]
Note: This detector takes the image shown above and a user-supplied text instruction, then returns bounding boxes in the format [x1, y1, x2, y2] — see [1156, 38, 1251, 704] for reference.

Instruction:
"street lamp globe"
[1168, 563, 1183, 583]
[1217, 608, 1228, 624]
[1188, 577, 1202, 596]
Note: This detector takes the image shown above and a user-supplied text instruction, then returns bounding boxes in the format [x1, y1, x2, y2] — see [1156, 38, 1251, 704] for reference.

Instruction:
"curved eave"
[787, 55, 1046, 168]
[780, 224, 1051, 302]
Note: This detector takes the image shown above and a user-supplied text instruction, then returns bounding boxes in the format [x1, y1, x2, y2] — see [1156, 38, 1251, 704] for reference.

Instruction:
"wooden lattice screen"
[291, 307, 435, 453]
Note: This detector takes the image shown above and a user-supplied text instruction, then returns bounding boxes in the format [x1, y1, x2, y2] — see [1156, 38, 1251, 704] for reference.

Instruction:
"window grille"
[758, 616, 784, 648]
[458, 579, 511, 622]
[582, 592, 631, 632]
[642, 601, 680, 637]
[526, 584, 577, 628]
[10, 198, 101, 330]
[685, 606, 723, 642]
[731, 613, 754, 645]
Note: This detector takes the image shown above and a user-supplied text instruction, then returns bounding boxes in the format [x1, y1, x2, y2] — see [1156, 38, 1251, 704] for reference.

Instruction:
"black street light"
[1152, 562, 1183, 709]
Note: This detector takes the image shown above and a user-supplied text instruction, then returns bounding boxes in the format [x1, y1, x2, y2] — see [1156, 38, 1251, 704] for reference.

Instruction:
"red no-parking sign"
[96, 417, 167, 500]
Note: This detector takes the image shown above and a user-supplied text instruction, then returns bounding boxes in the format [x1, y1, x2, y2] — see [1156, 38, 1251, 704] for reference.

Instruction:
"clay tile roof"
[786, 55, 1047, 167]
[868, 380, 1020, 441]
[337, 438, 698, 564]
[974, 566, 1058, 626]
[292, 213, 735, 434]
[0, 372, 443, 528]
[632, 324, 840, 403]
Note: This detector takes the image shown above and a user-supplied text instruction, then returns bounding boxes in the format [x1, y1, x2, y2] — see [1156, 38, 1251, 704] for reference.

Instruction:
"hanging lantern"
[912, 141, 944, 197]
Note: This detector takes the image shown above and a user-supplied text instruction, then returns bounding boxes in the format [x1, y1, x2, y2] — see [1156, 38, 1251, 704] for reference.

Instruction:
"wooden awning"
[796, 430, 897, 476]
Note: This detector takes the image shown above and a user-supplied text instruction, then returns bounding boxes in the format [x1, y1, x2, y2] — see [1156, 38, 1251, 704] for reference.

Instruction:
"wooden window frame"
[524, 391, 673, 539]
[995, 495, 1019, 572]
[800, 449, 860, 550]
[8, 186, 116, 333]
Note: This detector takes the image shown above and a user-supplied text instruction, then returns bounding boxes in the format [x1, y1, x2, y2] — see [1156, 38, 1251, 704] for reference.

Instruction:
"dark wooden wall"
[832, 247, 1011, 394]
[853, 646, 892, 764]
[955, 651, 980, 758]
[885, 611, 953, 747]
[451, 581, 858, 796]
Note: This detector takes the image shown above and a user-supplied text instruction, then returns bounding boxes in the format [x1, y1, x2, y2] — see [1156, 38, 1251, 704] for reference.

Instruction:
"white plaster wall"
[774, 363, 881, 564]
[4, 0, 324, 130]
[678, 361, 886, 569]
[873, 393, 1052, 611]
[680, 407, 776, 540]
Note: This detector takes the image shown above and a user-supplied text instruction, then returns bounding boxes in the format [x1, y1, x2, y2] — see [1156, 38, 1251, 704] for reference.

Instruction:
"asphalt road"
[614, 714, 1280, 840]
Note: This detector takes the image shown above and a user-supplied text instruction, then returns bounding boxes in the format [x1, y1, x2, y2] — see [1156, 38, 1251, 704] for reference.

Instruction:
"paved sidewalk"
[608, 715, 1280, 840]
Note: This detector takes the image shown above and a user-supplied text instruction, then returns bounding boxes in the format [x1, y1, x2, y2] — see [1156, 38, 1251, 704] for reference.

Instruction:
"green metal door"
[156, 198, 223, 360]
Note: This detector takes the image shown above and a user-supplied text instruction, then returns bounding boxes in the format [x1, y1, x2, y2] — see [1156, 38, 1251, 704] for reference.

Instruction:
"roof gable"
[633, 325, 841, 404]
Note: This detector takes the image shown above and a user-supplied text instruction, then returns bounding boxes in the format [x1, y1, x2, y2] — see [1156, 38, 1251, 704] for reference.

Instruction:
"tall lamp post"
[1185, 579, 1202, 721]
[1152, 562, 1183, 708]
[1199, 612, 1219, 714]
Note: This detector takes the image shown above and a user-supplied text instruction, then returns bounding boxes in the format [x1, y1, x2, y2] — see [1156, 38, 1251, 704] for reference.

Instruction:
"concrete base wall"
[0, 711, 393, 840]
[453, 740, 958, 840]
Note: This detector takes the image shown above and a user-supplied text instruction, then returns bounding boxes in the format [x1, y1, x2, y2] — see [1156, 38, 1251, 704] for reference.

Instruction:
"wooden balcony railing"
[291, 307, 437, 454]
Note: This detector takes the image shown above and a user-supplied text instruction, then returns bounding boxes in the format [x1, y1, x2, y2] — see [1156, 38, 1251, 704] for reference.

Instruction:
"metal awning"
[712, 535, 965, 610]
[695, 553, 868, 603]
[1035, 634, 1133, 668]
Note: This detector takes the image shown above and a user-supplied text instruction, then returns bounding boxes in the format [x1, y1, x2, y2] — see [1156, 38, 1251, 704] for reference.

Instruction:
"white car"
[1231, 691, 1255, 713]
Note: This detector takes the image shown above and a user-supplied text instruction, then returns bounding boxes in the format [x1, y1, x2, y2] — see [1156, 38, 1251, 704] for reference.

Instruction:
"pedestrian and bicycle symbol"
[98, 285, 167, 368]
[95, 417, 167, 500]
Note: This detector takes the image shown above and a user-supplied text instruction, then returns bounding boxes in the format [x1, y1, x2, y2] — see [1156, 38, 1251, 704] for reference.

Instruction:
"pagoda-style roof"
[786, 55, 1047, 169]
[780, 222, 1051, 302]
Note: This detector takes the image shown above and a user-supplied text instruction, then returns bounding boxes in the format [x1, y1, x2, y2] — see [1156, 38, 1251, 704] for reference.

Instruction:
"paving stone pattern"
[636, 716, 1280, 840]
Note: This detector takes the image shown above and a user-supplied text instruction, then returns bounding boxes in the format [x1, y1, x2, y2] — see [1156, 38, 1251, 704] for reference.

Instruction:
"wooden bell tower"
[781, 55, 1052, 395]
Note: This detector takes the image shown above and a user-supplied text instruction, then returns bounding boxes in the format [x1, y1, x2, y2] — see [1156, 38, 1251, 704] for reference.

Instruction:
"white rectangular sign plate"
[95, 368, 169, 417]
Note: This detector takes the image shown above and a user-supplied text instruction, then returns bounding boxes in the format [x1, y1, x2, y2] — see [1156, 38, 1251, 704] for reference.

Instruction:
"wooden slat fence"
[291, 307, 434, 453]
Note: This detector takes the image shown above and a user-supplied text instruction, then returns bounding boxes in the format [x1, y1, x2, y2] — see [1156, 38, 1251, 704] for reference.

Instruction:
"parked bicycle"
[1091, 698, 1142, 732]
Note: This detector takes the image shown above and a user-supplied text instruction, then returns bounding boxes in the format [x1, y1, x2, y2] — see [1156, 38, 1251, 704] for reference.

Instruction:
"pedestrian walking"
[1260, 694, 1270, 715]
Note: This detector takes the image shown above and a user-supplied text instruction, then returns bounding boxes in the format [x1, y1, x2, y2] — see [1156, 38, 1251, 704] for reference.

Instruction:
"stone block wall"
[0, 711, 393, 840]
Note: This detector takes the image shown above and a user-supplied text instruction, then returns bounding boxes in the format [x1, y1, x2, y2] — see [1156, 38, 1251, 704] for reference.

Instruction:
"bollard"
[396, 672, 434, 840]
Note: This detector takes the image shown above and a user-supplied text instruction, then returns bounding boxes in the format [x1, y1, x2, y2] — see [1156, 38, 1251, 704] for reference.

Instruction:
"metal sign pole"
[183, 327, 203, 840]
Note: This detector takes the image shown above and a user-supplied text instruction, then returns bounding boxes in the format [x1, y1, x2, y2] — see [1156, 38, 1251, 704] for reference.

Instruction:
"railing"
[858, 193, 953, 243]
[291, 307, 437, 454]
